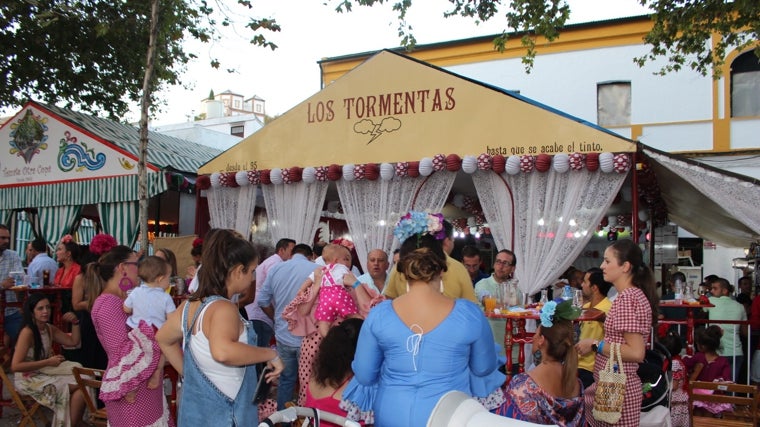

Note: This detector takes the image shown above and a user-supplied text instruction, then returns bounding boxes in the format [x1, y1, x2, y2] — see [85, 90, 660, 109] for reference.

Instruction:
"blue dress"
[344, 299, 502, 427]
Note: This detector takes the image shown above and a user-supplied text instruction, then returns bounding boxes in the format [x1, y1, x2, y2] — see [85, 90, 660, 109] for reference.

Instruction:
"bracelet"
[352, 280, 362, 289]
[597, 340, 605, 355]
[269, 355, 280, 364]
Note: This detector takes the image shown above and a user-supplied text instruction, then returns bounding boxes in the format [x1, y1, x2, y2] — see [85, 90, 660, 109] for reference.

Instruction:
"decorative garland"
[197, 152, 632, 190]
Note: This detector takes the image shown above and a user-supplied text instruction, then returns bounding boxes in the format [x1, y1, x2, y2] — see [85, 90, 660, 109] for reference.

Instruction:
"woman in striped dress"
[577, 239, 658, 426]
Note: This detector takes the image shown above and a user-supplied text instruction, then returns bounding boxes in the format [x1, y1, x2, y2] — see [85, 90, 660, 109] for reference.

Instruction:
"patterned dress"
[669, 357, 689, 427]
[497, 374, 584, 426]
[584, 287, 652, 426]
[91, 293, 172, 427]
[14, 325, 79, 427]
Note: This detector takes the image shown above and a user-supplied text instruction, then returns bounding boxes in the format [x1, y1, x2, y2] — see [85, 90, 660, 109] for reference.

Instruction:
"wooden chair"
[72, 366, 108, 427]
[0, 367, 48, 427]
[688, 380, 759, 427]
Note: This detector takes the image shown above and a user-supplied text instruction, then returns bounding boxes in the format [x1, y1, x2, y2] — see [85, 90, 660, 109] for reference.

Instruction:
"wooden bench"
[688, 380, 759, 427]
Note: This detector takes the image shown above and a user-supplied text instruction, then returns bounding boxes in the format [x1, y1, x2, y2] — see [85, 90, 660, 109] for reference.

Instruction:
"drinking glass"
[573, 289, 583, 308]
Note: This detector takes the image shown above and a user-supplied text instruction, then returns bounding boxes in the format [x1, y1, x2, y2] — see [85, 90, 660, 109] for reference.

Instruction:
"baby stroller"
[639, 341, 673, 427]
[258, 406, 361, 427]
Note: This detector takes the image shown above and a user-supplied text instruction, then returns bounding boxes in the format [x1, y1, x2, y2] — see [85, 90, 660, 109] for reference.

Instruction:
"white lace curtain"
[644, 148, 760, 240]
[337, 171, 456, 271]
[473, 169, 626, 296]
[206, 185, 258, 240]
[262, 181, 328, 245]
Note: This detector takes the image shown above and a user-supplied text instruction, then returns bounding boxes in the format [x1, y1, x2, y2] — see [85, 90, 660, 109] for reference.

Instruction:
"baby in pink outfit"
[312, 244, 360, 337]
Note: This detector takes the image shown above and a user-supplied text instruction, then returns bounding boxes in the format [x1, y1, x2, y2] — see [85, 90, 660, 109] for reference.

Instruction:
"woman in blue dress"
[343, 212, 502, 427]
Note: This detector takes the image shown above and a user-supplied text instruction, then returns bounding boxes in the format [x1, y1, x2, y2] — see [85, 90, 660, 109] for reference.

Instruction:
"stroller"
[258, 406, 361, 427]
[639, 341, 674, 427]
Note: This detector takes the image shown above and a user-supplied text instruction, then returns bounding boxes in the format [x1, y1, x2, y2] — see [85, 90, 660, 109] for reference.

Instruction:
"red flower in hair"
[192, 238, 203, 248]
[330, 238, 355, 251]
[60, 234, 73, 244]
[90, 233, 117, 256]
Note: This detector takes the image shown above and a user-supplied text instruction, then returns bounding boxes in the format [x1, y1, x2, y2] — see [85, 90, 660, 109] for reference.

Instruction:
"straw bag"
[592, 342, 626, 424]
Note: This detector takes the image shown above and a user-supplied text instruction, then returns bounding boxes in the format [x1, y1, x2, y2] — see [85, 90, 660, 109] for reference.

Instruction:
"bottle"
[674, 279, 683, 304]
[42, 270, 50, 287]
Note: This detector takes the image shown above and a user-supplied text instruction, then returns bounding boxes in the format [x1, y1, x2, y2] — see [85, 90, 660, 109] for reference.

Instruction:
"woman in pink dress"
[87, 245, 172, 426]
[576, 239, 659, 426]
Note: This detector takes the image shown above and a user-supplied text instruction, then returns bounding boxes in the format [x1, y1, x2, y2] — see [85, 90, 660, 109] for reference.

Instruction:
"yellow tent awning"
[199, 50, 635, 175]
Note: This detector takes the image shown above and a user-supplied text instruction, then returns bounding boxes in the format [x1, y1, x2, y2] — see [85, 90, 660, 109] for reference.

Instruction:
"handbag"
[592, 342, 626, 424]
[40, 360, 82, 376]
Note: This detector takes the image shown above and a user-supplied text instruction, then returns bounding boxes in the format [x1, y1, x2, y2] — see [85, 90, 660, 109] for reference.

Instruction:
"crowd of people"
[0, 216, 756, 426]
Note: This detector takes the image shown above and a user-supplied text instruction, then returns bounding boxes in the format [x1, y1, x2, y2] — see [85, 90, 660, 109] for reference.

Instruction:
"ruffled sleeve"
[281, 282, 318, 337]
[342, 376, 377, 413]
[99, 320, 160, 401]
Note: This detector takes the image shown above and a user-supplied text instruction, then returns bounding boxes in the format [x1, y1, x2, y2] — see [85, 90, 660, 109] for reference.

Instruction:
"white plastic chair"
[426, 391, 559, 427]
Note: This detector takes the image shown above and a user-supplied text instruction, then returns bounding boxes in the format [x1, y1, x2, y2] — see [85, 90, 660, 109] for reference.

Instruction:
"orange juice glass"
[483, 296, 497, 313]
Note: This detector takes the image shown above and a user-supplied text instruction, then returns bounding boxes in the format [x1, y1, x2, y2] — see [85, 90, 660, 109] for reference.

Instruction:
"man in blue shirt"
[25, 238, 59, 282]
[258, 243, 316, 411]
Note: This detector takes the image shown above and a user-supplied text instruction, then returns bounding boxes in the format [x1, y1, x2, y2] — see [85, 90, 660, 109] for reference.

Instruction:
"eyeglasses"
[494, 260, 513, 266]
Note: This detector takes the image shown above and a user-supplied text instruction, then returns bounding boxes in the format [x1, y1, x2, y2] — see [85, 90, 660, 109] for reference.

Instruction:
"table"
[486, 307, 605, 383]
[659, 301, 713, 355]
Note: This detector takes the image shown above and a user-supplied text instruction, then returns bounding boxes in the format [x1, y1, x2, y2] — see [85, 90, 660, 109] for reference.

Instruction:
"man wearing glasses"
[474, 249, 517, 302]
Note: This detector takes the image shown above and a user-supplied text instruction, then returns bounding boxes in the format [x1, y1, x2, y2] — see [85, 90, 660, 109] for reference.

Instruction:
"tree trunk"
[138, 0, 160, 252]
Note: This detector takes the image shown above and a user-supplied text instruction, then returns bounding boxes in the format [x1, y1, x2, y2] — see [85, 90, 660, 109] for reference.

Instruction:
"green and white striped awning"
[0, 173, 167, 210]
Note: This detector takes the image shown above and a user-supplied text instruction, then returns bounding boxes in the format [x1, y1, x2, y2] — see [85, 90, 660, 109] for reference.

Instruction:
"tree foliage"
[334, 0, 760, 77]
[0, 0, 280, 119]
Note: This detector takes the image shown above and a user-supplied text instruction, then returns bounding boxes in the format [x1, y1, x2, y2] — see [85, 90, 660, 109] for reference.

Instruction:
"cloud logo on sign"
[353, 117, 402, 145]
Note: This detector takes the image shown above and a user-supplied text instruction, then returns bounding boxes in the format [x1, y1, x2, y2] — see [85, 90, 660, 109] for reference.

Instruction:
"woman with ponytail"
[496, 299, 584, 425]
[576, 239, 659, 426]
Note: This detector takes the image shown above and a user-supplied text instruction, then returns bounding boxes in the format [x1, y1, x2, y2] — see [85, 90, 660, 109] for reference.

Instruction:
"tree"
[335, 0, 760, 77]
[0, 0, 280, 118]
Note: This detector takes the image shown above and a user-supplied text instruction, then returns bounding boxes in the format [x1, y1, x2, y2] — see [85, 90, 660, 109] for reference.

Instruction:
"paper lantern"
[315, 166, 327, 182]
[477, 153, 492, 170]
[599, 152, 615, 173]
[259, 169, 271, 185]
[492, 154, 506, 174]
[638, 209, 649, 222]
[613, 153, 631, 173]
[342, 164, 356, 181]
[235, 171, 250, 187]
[607, 215, 618, 227]
[288, 167, 302, 183]
[395, 162, 409, 177]
[226, 172, 239, 187]
[553, 153, 570, 173]
[353, 164, 366, 180]
[364, 163, 379, 180]
[462, 155, 478, 174]
[452, 194, 465, 208]
[327, 164, 342, 181]
[432, 154, 446, 171]
[197, 175, 211, 190]
[281, 168, 293, 184]
[505, 155, 521, 175]
[519, 155, 535, 173]
[210, 172, 222, 188]
[302, 167, 316, 183]
[270, 168, 283, 185]
[586, 153, 600, 172]
[247, 170, 260, 185]
[419, 157, 434, 176]
[535, 154, 551, 172]
[569, 153, 584, 171]
[380, 163, 395, 181]
[446, 154, 461, 172]
[407, 161, 420, 178]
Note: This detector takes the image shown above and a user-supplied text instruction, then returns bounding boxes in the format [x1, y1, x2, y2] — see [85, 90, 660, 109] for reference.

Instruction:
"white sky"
[134, 0, 652, 125]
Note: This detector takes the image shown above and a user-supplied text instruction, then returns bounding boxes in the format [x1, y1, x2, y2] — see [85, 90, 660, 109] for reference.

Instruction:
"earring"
[439, 280, 444, 293]
[406, 281, 410, 294]
[119, 273, 135, 292]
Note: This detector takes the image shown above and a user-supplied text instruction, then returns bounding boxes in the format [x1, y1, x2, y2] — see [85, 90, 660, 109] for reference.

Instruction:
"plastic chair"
[426, 391, 558, 427]
[0, 367, 48, 427]
[72, 366, 108, 427]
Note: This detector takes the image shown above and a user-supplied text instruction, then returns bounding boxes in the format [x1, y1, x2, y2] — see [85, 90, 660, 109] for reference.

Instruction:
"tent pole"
[632, 151, 640, 244]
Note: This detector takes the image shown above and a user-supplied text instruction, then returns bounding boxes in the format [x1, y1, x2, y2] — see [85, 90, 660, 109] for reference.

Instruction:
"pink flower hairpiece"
[60, 234, 73, 244]
[192, 238, 203, 248]
[331, 238, 355, 251]
[90, 233, 117, 256]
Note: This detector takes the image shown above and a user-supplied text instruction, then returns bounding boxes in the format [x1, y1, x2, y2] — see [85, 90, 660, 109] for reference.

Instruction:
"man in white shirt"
[354, 249, 389, 293]
[25, 238, 58, 282]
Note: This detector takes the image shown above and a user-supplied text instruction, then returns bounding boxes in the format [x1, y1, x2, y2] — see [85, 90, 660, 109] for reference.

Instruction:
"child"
[312, 244, 360, 337]
[660, 333, 688, 427]
[682, 325, 732, 415]
[123, 256, 176, 390]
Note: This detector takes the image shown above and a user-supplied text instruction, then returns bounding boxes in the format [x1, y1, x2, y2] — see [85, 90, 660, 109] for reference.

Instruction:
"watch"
[591, 340, 599, 353]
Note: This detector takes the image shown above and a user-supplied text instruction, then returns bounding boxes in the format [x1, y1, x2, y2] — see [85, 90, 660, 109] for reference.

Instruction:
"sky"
[135, 0, 652, 126]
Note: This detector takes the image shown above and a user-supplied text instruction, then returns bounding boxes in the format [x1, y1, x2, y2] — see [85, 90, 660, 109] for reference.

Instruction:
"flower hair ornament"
[331, 238, 355, 251]
[192, 238, 203, 248]
[90, 233, 117, 256]
[393, 211, 446, 244]
[539, 298, 581, 328]
[60, 234, 74, 244]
